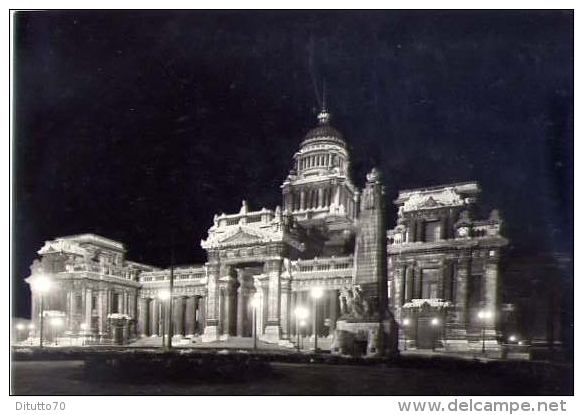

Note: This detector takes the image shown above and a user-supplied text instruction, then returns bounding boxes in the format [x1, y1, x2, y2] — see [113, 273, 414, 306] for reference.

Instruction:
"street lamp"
[80, 322, 88, 346]
[508, 334, 517, 343]
[34, 275, 52, 349]
[51, 317, 64, 346]
[431, 317, 440, 352]
[294, 306, 309, 352]
[158, 290, 170, 348]
[299, 320, 306, 349]
[310, 287, 323, 353]
[478, 310, 493, 354]
[27, 324, 34, 345]
[251, 292, 261, 351]
[402, 318, 410, 351]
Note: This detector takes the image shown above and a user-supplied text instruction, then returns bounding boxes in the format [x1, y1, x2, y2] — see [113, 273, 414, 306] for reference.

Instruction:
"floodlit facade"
[24, 110, 507, 352]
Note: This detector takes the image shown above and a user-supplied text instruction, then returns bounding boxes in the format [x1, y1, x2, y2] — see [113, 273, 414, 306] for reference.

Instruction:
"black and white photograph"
[9, 8, 574, 400]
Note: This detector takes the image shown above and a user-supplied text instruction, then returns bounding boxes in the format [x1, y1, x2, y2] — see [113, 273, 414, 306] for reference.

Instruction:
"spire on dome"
[317, 109, 330, 124]
[317, 78, 330, 124]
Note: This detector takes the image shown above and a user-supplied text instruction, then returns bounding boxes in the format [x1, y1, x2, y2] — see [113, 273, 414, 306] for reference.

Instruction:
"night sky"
[12, 10, 573, 318]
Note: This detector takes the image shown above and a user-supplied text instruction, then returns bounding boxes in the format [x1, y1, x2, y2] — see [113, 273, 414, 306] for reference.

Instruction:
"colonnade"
[31, 284, 138, 338]
[138, 295, 206, 337]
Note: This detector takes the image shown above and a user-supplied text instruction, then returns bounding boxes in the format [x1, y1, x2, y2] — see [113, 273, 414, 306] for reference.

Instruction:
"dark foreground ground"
[11, 359, 573, 395]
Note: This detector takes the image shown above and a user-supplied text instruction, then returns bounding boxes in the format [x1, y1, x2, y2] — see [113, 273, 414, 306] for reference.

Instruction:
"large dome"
[300, 110, 346, 149]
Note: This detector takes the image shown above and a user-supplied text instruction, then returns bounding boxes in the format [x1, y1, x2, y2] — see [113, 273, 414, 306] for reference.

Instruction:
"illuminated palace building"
[24, 110, 507, 353]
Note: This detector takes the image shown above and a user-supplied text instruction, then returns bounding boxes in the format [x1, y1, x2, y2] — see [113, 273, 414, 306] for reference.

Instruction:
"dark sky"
[12, 10, 573, 318]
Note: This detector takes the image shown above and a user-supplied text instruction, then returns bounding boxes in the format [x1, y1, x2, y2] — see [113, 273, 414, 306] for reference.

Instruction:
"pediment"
[220, 229, 264, 245]
[419, 196, 442, 208]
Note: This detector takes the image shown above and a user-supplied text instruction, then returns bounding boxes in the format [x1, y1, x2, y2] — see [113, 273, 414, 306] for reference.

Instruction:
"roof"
[300, 110, 346, 149]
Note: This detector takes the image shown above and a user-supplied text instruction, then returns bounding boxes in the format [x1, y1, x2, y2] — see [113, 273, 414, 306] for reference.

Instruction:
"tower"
[281, 109, 360, 256]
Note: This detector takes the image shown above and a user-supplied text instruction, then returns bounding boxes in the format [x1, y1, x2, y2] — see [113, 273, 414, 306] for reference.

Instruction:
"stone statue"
[362, 298, 371, 316]
[351, 286, 365, 317]
[339, 291, 347, 315]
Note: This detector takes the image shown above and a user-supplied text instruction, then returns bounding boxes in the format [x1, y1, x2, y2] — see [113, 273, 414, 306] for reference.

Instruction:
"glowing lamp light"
[478, 310, 493, 320]
[80, 323, 88, 331]
[50, 318, 64, 328]
[294, 306, 308, 320]
[27, 324, 34, 330]
[431, 317, 440, 326]
[403, 318, 410, 327]
[310, 287, 323, 299]
[158, 290, 170, 301]
[34, 275, 52, 293]
[251, 293, 261, 309]
[299, 320, 306, 327]
[509, 335, 517, 343]
[16, 323, 25, 331]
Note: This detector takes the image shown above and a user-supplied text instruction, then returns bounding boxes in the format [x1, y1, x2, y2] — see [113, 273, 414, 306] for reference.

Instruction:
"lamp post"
[402, 318, 410, 351]
[431, 317, 440, 352]
[294, 306, 309, 352]
[251, 292, 261, 351]
[27, 324, 34, 345]
[34, 275, 52, 349]
[310, 287, 323, 353]
[478, 310, 493, 354]
[51, 317, 64, 346]
[80, 322, 88, 346]
[299, 320, 306, 349]
[158, 290, 170, 349]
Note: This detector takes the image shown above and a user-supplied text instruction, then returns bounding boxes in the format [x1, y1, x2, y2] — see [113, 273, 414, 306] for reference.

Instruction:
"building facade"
[387, 183, 508, 351]
[24, 110, 507, 352]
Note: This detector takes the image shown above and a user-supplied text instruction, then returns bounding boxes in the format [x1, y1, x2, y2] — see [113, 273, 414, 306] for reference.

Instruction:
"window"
[421, 269, 440, 299]
[424, 221, 441, 242]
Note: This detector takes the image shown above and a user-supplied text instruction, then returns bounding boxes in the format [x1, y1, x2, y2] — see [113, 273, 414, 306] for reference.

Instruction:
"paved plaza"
[11, 355, 572, 396]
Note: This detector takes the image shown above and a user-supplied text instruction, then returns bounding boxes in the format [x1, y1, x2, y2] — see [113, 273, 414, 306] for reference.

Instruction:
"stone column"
[185, 296, 196, 336]
[202, 260, 220, 342]
[329, 289, 338, 333]
[173, 296, 185, 337]
[150, 298, 159, 336]
[66, 289, 75, 332]
[263, 259, 282, 341]
[300, 189, 306, 210]
[84, 288, 93, 330]
[116, 292, 123, 314]
[197, 296, 206, 333]
[301, 291, 311, 336]
[405, 266, 413, 302]
[218, 288, 225, 335]
[98, 288, 109, 337]
[483, 257, 499, 330]
[393, 266, 404, 313]
[455, 257, 470, 326]
[138, 298, 150, 336]
[236, 275, 246, 336]
[318, 187, 324, 208]
[65, 290, 71, 331]
[258, 283, 269, 336]
[290, 291, 297, 337]
[280, 277, 291, 339]
[227, 279, 238, 336]
[30, 292, 38, 336]
[128, 293, 134, 318]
